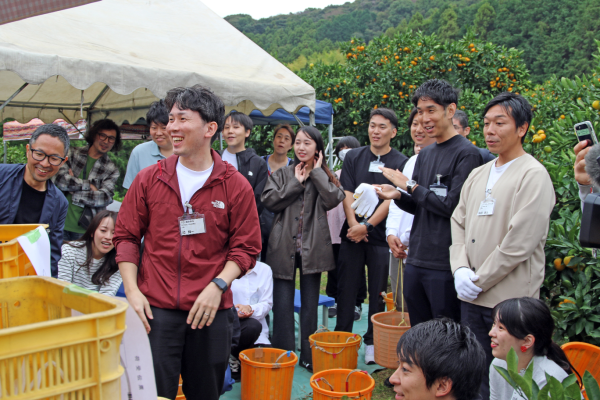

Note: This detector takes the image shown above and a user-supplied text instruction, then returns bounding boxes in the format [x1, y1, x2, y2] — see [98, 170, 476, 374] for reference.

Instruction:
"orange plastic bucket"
[309, 331, 362, 373]
[384, 292, 395, 311]
[371, 311, 411, 369]
[239, 348, 297, 400]
[176, 376, 185, 399]
[310, 369, 375, 400]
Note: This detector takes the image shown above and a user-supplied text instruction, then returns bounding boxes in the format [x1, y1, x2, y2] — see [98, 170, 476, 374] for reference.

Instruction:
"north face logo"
[212, 200, 225, 209]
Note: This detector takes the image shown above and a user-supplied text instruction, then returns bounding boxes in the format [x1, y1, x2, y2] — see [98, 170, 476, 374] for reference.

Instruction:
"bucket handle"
[240, 350, 295, 369]
[345, 369, 369, 392]
[311, 377, 334, 391]
[310, 334, 361, 358]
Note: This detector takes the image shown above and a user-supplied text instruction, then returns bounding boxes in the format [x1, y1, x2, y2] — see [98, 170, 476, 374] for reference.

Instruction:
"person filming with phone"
[573, 121, 600, 208]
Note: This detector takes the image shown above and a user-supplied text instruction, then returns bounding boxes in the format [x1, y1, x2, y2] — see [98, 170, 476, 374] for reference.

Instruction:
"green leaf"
[507, 347, 519, 374]
[546, 374, 565, 399]
[494, 365, 519, 390]
[539, 383, 551, 400]
[583, 370, 600, 400]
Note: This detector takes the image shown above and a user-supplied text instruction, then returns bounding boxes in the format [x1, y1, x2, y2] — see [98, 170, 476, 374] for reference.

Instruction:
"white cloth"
[176, 160, 214, 208]
[490, 356, 569, 400]
[231, 261, 273, 345]
[386, 155, 417, 248]
[57, 244, 122, 296]
[221, 149, 238, 170]
[485, 157, 520, 193]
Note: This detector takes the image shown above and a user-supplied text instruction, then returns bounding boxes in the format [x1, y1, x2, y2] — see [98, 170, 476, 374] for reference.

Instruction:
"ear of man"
[204, 121, 219, 139]
[445, 103, 457, 120]
[434, 377, 453, 398]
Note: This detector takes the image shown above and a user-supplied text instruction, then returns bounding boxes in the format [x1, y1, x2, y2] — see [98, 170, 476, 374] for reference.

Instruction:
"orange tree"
[297, 29, 530, 152]
[299, 34, 600, 344]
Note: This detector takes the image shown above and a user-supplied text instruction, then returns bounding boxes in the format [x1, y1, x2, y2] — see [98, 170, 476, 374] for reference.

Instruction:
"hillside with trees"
[225, 0, 600, 83]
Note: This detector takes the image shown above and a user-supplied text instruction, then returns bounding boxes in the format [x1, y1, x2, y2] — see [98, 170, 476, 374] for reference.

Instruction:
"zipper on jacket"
[177, 236, 182, 309]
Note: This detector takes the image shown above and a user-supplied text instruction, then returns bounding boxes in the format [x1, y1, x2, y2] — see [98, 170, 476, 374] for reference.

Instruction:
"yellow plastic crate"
[0, 224, 49, 279]
[0, 276, 127, 399]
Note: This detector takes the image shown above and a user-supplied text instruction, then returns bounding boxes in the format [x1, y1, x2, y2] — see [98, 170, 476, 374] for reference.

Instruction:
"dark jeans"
[403, 263, 461, 327]
[334, 241, 389, 345]
[272, 254, 321, 364]
[62, 230, 82, 242]
[148, 306, 234, 400]
[231, 317, 262, 358]
[326, 243, 368, 307]
[461, 301, 494, 400]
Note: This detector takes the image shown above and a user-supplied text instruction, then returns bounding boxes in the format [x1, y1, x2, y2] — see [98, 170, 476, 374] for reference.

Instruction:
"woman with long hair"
[58, 210, 122, 295]
[489, 297, 580, 399]
[261, 126, 345, 371]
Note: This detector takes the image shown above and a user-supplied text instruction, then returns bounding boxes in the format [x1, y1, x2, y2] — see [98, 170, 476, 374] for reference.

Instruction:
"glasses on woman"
[98, 132, 117, 143]
[30, 148, 66, 166]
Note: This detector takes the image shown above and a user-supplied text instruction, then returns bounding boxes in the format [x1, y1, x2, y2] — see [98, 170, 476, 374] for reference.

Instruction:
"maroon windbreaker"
[114, 150, 261, 311]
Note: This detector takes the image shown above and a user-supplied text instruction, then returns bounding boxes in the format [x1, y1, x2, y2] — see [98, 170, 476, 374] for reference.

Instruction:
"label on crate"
[17, 226, 50, 277]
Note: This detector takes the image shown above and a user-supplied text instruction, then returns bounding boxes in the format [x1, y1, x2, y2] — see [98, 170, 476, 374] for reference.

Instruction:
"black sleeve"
[339, 152, 356, 193]
[254, 158, 269, 215]
[410, 154, 482, 218]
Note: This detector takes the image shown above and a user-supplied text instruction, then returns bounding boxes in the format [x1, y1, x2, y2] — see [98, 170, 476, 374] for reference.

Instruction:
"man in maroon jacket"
[114, 85, 261, 400]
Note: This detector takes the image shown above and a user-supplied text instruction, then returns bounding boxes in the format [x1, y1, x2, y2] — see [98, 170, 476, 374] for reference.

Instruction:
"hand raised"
[314, 151, 324, 169]
[295, 162, 306, 183]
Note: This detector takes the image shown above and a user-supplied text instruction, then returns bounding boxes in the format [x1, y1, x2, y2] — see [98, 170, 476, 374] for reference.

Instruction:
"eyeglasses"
[98, 132, 117, 143]
[30, 148, 66, 166]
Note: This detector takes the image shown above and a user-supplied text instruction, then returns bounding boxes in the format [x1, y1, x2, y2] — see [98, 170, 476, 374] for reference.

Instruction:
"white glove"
[454, 267, 482, 301]
[352, 184, 379, 218]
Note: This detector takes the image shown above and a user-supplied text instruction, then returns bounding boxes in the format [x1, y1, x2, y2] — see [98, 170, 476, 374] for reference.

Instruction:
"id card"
[430, 185, 447, 197]
[369, 160, 385, 173]
[178, 212, 206, 235]
[477, 198, 495, 216]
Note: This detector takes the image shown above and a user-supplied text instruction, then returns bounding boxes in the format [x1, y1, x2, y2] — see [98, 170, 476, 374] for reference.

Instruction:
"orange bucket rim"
[309, 332, 362, 347]
[239, 348, 298, 368]
[371, 311, 411, 328]
[310, 368, 375, 396]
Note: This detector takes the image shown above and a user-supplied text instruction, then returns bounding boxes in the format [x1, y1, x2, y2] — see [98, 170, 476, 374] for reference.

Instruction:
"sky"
[202, 0, 351, 20]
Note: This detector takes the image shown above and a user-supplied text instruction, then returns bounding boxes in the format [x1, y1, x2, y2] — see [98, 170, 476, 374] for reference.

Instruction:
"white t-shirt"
[221, 149, 238, 170]
[176, 160, 214, 208]
[486, 157, 521, 193]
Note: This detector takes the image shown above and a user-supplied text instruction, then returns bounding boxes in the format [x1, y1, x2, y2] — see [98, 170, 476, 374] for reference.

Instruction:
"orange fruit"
[554, 258, 565, 271]
[429, 55, 435, 61]
[593, 100, 600, 110]
[564, 256, 574, 268]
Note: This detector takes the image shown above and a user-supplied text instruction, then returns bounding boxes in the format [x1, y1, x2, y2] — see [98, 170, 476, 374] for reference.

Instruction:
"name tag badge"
[179, 214, 206, 235]
[430, 174, 447, 198]
[369, 161, 385, 173]
[478, 189, 495, 216]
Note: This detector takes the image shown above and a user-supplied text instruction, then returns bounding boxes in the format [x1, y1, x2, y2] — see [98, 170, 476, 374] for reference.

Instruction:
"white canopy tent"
[0, 0, 316, 129]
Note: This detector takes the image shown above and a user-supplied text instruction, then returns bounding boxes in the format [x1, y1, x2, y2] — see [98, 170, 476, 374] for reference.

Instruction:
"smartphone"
[574, 121, 598, 148]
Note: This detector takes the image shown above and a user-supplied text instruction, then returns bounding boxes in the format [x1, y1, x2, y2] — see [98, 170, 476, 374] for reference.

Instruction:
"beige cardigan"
[450, 154, 555, 308]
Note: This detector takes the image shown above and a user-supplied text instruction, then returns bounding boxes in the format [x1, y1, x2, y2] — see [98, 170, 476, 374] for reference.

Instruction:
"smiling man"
[221, 111, 268, 215]
[375, 79, 483, 329]
[123, 100, 173, 189]
[334, 107, 408, 365]
[113, 85, 261, 400]
[390, 318, 486, 400]
[54, 119, 121, 241]
[449, 92, 555, 400]
[0, 124, 69, 277]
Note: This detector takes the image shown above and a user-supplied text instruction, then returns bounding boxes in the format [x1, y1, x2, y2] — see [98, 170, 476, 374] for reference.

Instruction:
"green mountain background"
[226, 0, 600, 83]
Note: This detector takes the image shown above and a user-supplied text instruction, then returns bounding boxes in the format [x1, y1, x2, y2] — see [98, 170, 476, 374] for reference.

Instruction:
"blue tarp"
[247, 100, 333, 125]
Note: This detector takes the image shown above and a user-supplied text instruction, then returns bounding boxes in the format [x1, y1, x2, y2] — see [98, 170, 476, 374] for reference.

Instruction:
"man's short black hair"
[412, 79, 459, 109]
[30, 124, 70, 156]
[226, 111, 253, 133]
[453, 110, 469, 129]
[164, 85, 225, 144]
[334, 136, 361, 156]
[85, 119, 122, 151]
[370, 107, 398, 130]
[483, 92, 532, 144]
[407, 108, 418, 127]
[146, 100, 169, 126]
[397, 318, 486, 400]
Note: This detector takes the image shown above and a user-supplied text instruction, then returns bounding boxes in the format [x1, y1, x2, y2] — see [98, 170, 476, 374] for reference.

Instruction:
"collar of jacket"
[157, 149, 234, 193]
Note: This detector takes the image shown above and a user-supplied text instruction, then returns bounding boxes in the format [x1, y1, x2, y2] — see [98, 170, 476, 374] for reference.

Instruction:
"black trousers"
[272, 254, 321, 364]
[403, 263, 461, 327]
[148, 306, 234, 400]
[326, 243, 368, 306]
[461, 301, 494, 400]
[335, 241, 389, 345]
[232, 317, 263, 358]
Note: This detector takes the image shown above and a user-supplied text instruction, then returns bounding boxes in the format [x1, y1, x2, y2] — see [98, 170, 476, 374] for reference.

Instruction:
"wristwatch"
[406, 180, 418, 194]
[211, 278, 228, 292]
[360, 220, 374, 232]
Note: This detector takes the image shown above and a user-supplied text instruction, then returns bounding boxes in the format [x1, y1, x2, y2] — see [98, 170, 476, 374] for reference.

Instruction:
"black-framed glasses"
[30, 148, 66, 166]
[98, 132, 117, 143]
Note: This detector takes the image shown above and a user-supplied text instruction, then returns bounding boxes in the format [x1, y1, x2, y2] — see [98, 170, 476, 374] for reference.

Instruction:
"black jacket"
[221, 148, 269, 215]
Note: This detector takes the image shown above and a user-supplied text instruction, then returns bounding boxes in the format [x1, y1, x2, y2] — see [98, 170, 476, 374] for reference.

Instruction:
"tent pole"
[3, 141, 6, 164]
[309, 111, 315, 127]
[292, 114, 304, 127]
[328, 114, 334, 170]
[0, 83, 28, 113]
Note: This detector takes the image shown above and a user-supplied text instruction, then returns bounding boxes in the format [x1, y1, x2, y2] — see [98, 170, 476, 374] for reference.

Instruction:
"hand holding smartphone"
[575, 121, 598, 148]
